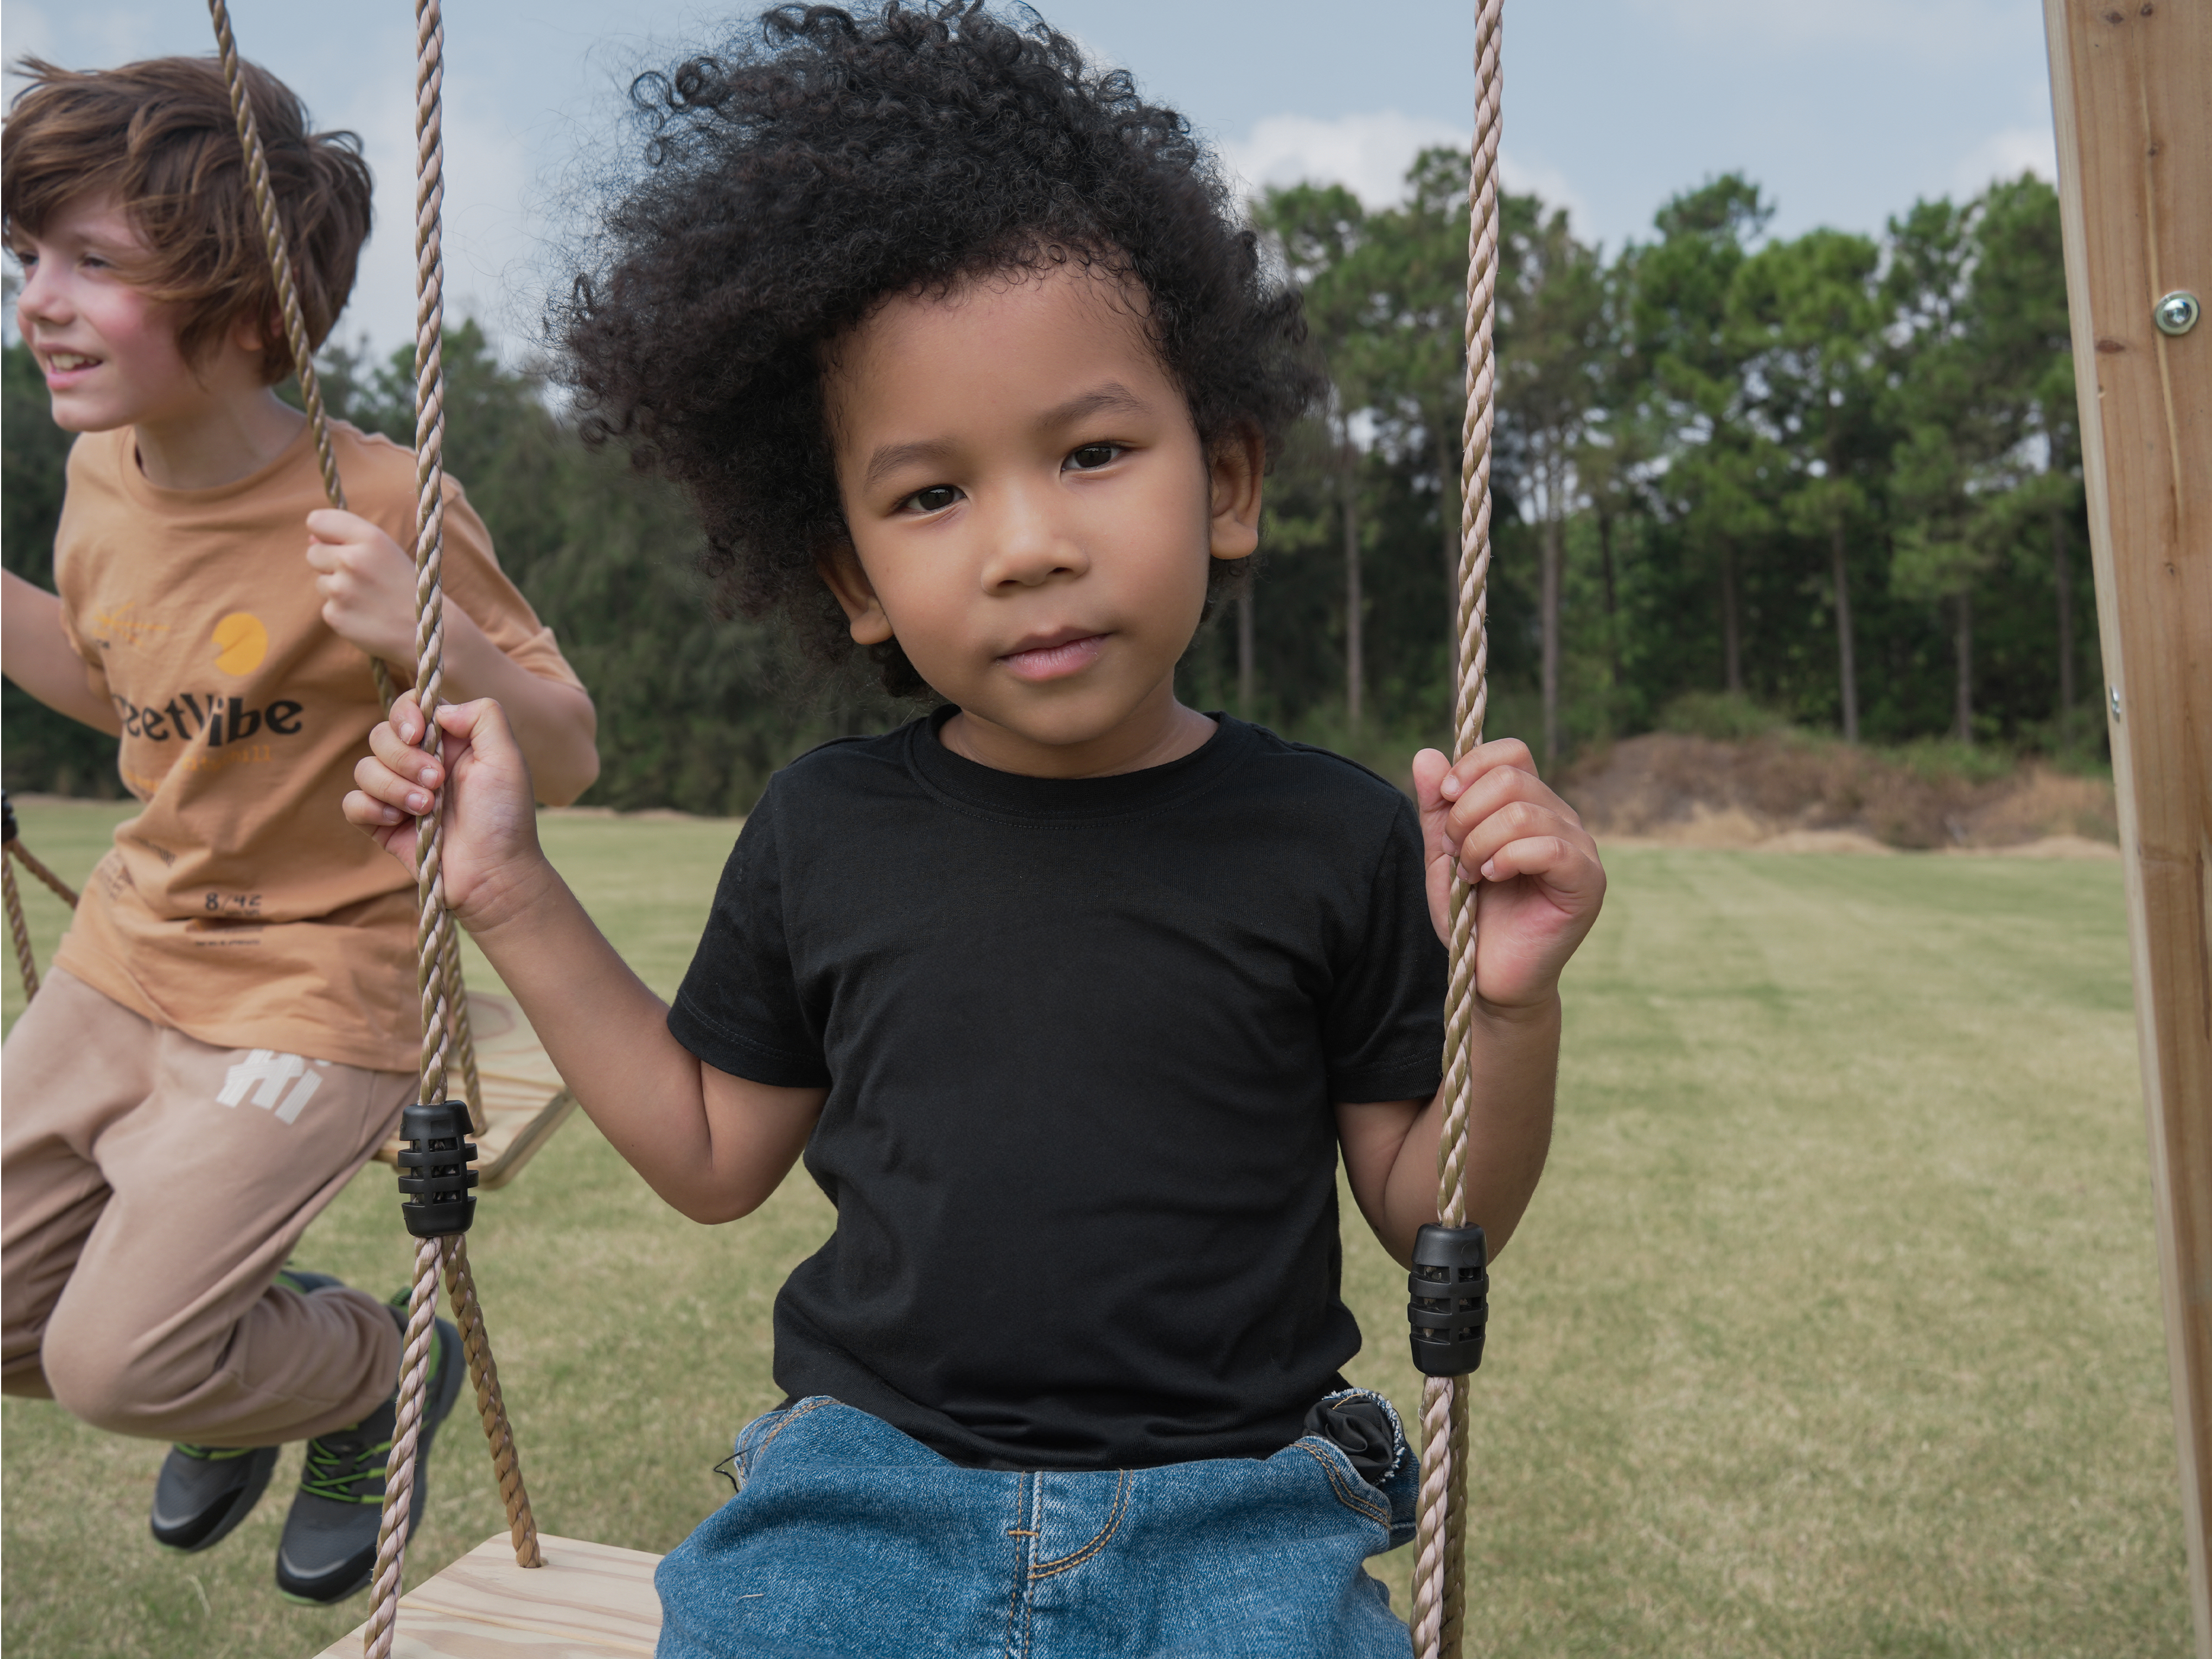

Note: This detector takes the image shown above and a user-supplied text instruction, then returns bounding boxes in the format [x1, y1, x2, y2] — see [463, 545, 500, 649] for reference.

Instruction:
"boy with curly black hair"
[349, 4, 1603, 1651]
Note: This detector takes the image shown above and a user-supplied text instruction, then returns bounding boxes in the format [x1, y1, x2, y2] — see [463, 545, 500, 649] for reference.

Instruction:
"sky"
[2, 0, 2062, 359]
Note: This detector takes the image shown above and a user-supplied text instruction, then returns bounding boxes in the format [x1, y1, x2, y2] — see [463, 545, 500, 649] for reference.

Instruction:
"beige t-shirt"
[52, 420, 583, 1072]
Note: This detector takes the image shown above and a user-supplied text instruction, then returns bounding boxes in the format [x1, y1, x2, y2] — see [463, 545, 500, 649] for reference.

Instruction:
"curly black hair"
[557, 1, 1322, 697]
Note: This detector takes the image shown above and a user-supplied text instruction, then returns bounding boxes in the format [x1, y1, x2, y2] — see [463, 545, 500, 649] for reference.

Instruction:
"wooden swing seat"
[375, 992, 580, 1191]
[311, 1535, 663, 1658]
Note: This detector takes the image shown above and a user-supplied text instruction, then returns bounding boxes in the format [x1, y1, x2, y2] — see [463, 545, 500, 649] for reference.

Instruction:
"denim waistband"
[655, 1388, 1420, 1658]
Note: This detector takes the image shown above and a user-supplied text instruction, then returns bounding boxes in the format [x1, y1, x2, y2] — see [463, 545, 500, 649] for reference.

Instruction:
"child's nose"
[15, 264, 67, 326]
[979, 489, 1088, 590]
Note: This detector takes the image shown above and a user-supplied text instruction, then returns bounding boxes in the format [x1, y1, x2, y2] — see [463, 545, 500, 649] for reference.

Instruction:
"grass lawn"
[1, 799, 2188, 1657]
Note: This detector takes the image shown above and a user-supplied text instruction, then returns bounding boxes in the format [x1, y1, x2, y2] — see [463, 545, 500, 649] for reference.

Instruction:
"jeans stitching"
[744, 1394, 832, 1472]
[1028, 1467, 1133, 1580]
[1294, 1442, 1391, 1530]
[1003, 1472, 1037, 1659]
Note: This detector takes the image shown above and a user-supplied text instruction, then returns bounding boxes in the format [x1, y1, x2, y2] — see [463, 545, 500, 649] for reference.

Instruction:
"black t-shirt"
[668, 708, 1446, 1470]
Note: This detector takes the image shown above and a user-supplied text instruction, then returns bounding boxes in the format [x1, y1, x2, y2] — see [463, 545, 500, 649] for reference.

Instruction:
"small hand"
[306, 509, 416, 664]
[1412, 739, 1606, 1011]
[343, 692, 548, 931]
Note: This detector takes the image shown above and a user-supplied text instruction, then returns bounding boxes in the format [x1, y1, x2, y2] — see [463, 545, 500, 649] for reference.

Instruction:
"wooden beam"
[2043, 4, 2212, 1655]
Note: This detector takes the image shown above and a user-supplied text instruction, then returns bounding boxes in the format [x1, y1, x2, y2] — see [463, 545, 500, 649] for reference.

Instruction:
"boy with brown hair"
[0, 54, 598, 1604]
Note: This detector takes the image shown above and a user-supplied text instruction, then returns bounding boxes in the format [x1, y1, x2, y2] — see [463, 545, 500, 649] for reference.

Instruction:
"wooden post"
[2044, 5, 2212, 1655]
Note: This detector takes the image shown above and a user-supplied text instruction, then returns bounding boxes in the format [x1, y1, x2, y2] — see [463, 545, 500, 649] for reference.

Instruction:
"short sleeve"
[1322, 794, 1447, 1103]
[666, 789, 833, 1088]
[51, 444, 110, 691]
[436, 480, 584, 692]
[51, 580, 110, 697]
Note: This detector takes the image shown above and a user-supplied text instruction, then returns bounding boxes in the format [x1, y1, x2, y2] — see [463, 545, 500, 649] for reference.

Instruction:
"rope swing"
[208, 0, 484, 1135]
[1408, 3, 1503, 1656]
[364, 7, 546, 1648]
[203, 6, 541, 1653]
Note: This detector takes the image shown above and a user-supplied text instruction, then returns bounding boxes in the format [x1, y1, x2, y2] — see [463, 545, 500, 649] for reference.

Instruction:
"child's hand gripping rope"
[345, 692, 827, 1228]
[1412, 739, 1606, 1013]
[305, 510, 421, 667]
[343, 692, 549, 933]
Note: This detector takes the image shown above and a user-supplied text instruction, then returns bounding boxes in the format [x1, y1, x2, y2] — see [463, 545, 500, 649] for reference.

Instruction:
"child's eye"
[1065, 443, 1122, 472]
[901, 484, 962, 515]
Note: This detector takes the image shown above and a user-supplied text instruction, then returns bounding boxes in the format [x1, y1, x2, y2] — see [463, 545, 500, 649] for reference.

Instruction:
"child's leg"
[654, 1394, 1417, 1659]
[2, 968, 149, 1397]
[2, 968, 412, 1444]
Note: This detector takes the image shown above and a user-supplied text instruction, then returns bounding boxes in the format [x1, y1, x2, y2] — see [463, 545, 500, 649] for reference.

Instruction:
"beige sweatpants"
[2, 968, 411, 1446]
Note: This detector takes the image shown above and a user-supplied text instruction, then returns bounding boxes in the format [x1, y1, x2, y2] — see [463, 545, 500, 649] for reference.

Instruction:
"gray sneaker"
[148, 1267, 343, 1553]
[274, 1299, 463, 1604]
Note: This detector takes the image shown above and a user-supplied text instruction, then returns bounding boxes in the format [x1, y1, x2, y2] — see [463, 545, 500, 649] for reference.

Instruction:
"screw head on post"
[2153, 291, 2200, 336]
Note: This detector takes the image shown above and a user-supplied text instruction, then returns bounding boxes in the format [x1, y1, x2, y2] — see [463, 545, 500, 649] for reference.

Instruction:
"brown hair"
[3, 54, 373, 384]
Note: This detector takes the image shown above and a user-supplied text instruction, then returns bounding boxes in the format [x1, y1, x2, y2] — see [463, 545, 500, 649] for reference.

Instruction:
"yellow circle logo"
[211, 612, 268, 676]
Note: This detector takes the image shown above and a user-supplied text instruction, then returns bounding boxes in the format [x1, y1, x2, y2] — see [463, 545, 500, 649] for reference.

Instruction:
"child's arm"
[1337, 740, 1604, 1266]
[1, 570, 120, 734]
[344, 693, 823, 1223]
[305, 510, 600, 806]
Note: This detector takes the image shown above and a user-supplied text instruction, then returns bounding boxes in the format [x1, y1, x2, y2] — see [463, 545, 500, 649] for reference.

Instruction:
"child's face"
[822, 265, 1260, 771]
[11, 195, 226, 435]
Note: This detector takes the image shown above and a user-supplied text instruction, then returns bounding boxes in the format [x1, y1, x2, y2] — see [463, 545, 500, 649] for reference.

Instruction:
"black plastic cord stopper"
[395, 1100, 478, 1238]
[1407, 1222, 1488, 1376]
[3, 791, 18, 846]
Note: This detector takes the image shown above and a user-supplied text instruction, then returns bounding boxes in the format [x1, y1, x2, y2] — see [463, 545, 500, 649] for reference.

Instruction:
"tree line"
[3, 161, 2094, 813]
[1217, 161, 2093, 777]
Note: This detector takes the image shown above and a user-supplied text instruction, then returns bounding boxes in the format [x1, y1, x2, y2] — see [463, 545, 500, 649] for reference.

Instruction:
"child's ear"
[227, 305, 279, 367]
[816, 540, 895, 646]
[1208, 423, 1265, 564]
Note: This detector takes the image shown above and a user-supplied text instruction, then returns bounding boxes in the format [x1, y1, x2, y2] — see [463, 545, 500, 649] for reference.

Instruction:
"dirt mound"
[1558, 733, 2118, 853]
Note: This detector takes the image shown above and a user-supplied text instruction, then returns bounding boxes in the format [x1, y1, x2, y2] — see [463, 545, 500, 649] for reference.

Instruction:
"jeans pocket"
[1300, 1387, 1417, 1550]
[723, 1395, 835, 1493]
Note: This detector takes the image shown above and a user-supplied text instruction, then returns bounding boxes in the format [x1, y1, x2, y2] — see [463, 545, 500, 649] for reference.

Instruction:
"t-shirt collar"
[904, 702, 1255, 822]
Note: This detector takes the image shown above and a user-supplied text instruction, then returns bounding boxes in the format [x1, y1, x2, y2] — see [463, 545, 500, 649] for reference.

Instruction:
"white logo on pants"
[216, 1050, 325, 1125]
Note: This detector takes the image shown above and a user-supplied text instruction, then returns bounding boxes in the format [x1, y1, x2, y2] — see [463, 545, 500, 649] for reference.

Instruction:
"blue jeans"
[654, 1390, 1418, 1658]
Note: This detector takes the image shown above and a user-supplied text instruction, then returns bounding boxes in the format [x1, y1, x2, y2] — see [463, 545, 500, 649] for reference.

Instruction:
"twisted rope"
[207, 0, 348, 519]
[408, 0, 456, 1127]
[362, 1235, 440, 1659]
[1411, 5, 1501, 1657]
[7, 838, 77, 909]
[201, 6, 525, 1646]
[5, 854, 38, 1000]
[364, 7, 542, 1648]
[442, 1235, 542, 1565]
[440, 925, 486, 1135]
[208, 0, 479, 1112]
[4, 780, 82, 1006]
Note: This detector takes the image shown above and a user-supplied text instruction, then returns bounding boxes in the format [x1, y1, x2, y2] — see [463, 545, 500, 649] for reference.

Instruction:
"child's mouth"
[999, 634, 1105, 682]
[41, 351, 101, 388]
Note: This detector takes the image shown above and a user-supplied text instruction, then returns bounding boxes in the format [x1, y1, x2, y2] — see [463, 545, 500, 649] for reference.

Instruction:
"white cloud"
[1222, 111, 1468, 211]
[1220, 110, 1593, 236]
[1950, 124, 2057, 194]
